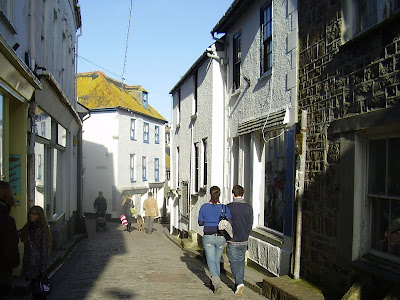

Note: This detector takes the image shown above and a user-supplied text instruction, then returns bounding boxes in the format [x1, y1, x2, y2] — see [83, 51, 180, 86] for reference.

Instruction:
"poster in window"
[9, 154, 21, 206]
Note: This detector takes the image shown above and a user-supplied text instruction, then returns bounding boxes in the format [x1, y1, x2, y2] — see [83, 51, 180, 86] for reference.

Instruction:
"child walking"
[20, 206, 52, 300]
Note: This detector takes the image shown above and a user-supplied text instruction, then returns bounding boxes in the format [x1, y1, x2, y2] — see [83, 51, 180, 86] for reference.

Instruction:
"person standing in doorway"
[0, 181, 20, 300]
[142, 192, 158, 234]
[198, 186, 232, 294]
[227, 185, 253, 295]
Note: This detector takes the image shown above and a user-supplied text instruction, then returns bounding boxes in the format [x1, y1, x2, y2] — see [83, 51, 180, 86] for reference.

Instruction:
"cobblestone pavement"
[48, 218, 266, 300]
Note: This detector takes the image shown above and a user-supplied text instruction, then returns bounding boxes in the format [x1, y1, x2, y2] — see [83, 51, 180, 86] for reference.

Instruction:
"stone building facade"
[298, 0, 400, 296]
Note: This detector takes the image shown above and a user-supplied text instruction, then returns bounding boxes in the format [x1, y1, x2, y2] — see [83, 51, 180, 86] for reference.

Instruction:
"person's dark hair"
[232, 185, 244, 197]
[0, 180, 15, 212]
[210, 186, 221, 203]
[148, 192, 153, 197]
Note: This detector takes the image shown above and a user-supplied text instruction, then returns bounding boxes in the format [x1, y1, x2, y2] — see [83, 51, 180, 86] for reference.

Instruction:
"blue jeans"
[227, 242, 248, 286]
[202, 234, 226, 278]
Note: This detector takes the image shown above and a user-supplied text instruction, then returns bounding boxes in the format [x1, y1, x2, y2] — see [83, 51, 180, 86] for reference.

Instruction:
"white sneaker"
[235, 284, 244, 295]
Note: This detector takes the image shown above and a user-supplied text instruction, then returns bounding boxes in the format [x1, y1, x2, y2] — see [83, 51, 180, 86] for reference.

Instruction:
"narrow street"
[48, 218, 266, 300]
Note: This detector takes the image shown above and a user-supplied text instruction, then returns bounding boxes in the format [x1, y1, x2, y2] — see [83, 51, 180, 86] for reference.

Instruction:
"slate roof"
[77, 71, 166, 122]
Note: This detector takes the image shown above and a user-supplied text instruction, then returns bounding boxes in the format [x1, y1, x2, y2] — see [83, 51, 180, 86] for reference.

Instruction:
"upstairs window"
[202, 139, 208, 187]
[130, 119, 136, 140]
[155, 125, 160, 144]
[343, 0, 400, 42]
[154, 158, 160, 182]
[142, 156, 147, 181]
[143, 122, 149, 143]
[142, 92, 148, 109]
[233, 32, 242, 91]
[130, 154, 136, 182]
[261, 2, 273, 74]
[193, 71, 198, 115]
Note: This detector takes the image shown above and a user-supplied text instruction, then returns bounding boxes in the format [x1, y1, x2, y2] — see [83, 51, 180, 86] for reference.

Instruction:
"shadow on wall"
[82, 140, 117, 216]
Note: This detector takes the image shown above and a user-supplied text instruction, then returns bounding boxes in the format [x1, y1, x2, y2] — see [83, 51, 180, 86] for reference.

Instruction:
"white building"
[170, 0, 299, 276]
[78, 71, 167, 219]
[0, 0, 83, 251]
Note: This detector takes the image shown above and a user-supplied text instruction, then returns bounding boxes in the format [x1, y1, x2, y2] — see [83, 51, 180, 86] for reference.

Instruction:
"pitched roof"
[77, 71, 166, 122]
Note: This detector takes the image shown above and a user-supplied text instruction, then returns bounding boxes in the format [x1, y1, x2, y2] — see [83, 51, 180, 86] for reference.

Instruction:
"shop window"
[57, 124, 66, 147]
[35, 107, 51, 140]
[264, 129, 285, 233]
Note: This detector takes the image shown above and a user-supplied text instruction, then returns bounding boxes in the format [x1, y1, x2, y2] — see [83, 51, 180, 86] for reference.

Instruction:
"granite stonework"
[298, 0, 400, 297]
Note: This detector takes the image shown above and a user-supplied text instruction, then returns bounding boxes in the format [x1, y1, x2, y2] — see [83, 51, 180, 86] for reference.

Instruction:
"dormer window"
[142, 92, 148, 109]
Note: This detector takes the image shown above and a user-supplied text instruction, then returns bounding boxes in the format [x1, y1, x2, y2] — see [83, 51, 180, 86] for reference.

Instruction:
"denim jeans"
[227, 242, 248, 286]
[202, 235, 226, 278]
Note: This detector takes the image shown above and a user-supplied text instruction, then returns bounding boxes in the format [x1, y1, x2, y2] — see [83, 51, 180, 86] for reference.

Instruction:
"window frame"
[154, 157, 160, 182]
[143, 122, 149, 144]
[201, 139, 208, 188]
[142, 156, 147, 181]
[155, 125, 160, 144]
[260, 2, 273, 75]
[233, 31, 242, 91]
[130, 118, 136, 140]
[193, 70, 198, 115]
[194, 142, 200, 193]
[142, 92, 148, 109]
[130, 154, 136, 182]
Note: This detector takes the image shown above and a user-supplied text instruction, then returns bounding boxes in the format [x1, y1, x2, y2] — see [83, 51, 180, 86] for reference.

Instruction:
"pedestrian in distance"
[94, 191, 108, 231]
[142, 192, 159, 234]
[19, 206, 52, 300]
[0, 181, 20, 300]
[198, 185, 232, 294]
[121, 195, 135, 233]
[227, 185, 253, 295]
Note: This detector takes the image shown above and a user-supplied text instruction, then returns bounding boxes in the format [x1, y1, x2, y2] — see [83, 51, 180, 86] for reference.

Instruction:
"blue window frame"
[130, 119, 136, 140]
[155, 126, 160, 144]
[142, 156, 147, 181]
[154, 158, 160, 182]
[143, 122, 149, 143]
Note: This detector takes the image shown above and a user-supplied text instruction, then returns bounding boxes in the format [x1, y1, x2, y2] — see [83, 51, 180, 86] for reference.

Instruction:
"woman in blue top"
[198, 186, 232, 294]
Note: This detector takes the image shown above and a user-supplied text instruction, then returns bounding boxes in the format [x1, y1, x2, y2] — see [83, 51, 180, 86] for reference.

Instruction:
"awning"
[237, 109, 286, 135]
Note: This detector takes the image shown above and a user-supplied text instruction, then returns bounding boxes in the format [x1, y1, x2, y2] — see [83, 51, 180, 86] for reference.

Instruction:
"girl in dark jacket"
[0, 181, 20, 299]
[121, 195, 135, 232]
[20, 206, 52, 300]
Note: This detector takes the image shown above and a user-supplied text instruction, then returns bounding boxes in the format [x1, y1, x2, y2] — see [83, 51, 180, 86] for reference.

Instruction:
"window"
[264, 129, 285, 232]
[155, 125, 160, 144]
[202, 139, 208, 187]
[35, 107, 51, 140]
[37, 154, 42, 180]
[130, 154, 136, 182]
[194, 143, 199, 192]
[143, 122, 149, 143]
[261, 2, 272, 74]
[176, 147, 180, 187]
[57, 124, 66, 147]
[233, 32, 242, 91]
[368, 135, 400, 260]
[193, 71, 198, 115]
[142, 92, 148, 109]
[177, 89, 181, 125]
[343, 0, 400, 41]
[130, 119, 136, 140]
[154, 158, 160, 182]
[0, 94, 3, 177]
[142, 156, 147, 181]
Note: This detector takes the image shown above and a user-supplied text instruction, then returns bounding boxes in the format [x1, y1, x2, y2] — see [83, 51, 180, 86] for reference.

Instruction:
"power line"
[77, 55, 122, 79]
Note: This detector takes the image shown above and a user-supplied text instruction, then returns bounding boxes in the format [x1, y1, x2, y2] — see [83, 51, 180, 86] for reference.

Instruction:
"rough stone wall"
[298, 0, 400, 293]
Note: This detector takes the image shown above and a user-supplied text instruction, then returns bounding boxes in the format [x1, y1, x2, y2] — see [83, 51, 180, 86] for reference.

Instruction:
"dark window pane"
[368, 139, 386, 194]
[390, 200, 400, 257]
[370, 197, 389, 252]
[388, 137, 400, 195]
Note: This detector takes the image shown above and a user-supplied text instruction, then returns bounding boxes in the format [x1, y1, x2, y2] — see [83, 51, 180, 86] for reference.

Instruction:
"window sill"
[231, 88, 242, 97]
[251, 227, 284, 245]
[352, 255, 400, 282]
[258, 70, 272, 82]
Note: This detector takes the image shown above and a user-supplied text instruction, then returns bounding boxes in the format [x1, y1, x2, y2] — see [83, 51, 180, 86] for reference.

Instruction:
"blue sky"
[77, 0, 234, 122]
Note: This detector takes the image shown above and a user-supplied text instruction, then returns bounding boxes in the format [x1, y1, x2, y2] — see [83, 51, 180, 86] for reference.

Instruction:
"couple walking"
[198, 185, 253, 295]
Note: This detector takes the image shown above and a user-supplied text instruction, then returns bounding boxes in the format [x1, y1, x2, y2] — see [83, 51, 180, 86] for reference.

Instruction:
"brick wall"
[298, 0, 400, 293]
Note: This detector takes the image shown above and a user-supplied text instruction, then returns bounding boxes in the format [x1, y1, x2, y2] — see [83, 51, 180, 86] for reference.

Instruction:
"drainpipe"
[293, 110, 307, 279]
[29, 0, 36, 70]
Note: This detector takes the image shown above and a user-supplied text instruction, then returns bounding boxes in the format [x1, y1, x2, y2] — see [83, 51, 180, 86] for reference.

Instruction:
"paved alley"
[48, 218, 266, 300]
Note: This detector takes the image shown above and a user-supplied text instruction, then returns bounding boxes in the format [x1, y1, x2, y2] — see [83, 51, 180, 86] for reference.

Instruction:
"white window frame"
[154, 158, 160, 182]
[155, 125, 160, 144]
[142, 156, 147, 181]
[201, 139, 207, 188]
[130, 119, 136, 140]
[143, 122, 149, 143]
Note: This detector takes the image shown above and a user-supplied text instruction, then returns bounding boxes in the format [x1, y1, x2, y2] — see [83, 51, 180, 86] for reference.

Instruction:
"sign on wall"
[9, 154, 21, 206]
